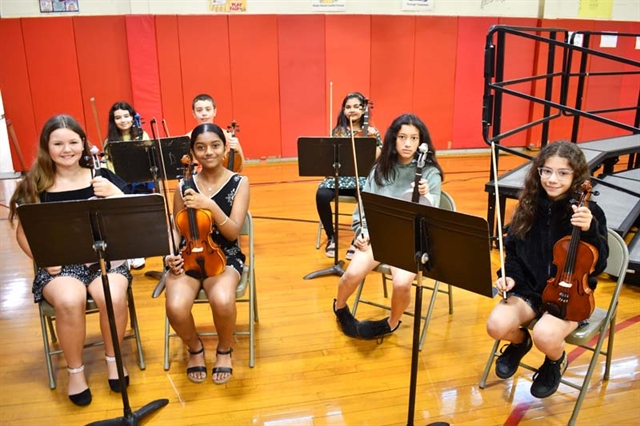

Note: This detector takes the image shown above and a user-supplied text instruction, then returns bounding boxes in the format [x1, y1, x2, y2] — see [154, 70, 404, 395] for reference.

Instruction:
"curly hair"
[8, 115, 91, 224]
[509, 141, 590, 239]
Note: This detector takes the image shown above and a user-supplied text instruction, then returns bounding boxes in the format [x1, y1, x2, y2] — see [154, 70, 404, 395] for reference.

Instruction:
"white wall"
[544, 0, 640, 22]
[3, 0, 637, 21]
[0, 90, 15, 175]
[1, 0, 541, 18]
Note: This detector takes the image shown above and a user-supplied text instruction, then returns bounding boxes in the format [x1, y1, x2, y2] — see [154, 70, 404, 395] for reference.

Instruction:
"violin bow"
[349, 116, 367, 240]
[90, 97, 104, 148]
[6, 119, 27, 173]
[491, 141, 508, 302]
[329, 81, 333, 136]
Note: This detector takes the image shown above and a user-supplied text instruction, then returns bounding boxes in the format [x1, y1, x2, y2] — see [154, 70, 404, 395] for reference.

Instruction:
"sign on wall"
[39, 0, 79, 13]
[401, 0, 434, 11]
[209, 0, 246, 12]
[311, 0, 346, 12]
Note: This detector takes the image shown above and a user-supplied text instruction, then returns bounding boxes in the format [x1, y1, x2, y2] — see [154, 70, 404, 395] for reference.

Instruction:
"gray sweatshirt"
[352, 161, 442, 237]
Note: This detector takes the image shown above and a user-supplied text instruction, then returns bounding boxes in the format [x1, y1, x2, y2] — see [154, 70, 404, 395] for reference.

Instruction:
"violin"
[90, 146, 103, 177]
[542, 181, 598, 322]
[354, 99, 374, 138]
[223, 120, 243, 172]
[174, 155, 227, 278]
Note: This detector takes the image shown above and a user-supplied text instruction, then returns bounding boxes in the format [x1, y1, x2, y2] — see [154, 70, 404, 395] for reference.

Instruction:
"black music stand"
[18, 194, 171, 426]
[362, 192, 494, 426]
[107, 136, 190, 184]
[108, 137, 190, 280]
[297, 136, 376, 279]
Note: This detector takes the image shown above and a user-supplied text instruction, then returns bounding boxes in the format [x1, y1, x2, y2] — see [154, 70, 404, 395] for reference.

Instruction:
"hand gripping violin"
[542, 181, 598, 322]
[224, 120, 243, 172]
[175, 155, 227, 278]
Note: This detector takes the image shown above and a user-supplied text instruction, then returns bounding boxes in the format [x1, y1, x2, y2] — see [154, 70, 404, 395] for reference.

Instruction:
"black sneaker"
[357, 317, 400, 340]
[531, 352, 567, 398]
[333, 299, 359, 338]
[495, 328, 532, 379]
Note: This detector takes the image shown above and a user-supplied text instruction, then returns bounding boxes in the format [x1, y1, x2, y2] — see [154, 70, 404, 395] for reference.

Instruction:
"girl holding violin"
[333, 113, 443, 340]
[8, 115, 133, 407]
[105, 101, 152, 269]
[164, 123, 249, 385]
[317, 92, 382, 260]
[189, 93, 245, 172]
[487, 141, 608, 399]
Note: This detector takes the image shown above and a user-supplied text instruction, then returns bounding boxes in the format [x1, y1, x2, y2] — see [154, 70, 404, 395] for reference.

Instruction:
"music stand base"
[303, 261, 345, 280]
[86, 398, 169, 426]
[144, 270, 164, 280]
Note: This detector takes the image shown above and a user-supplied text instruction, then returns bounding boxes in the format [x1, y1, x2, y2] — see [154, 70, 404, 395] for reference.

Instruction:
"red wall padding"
[177, 15, 234, 135]
[21, 18, 85, 139]
[73, 16, 132, 148]
[495, 18, 540, 148]
[2, 14, 637, 166]
[370, 15, 417, 133]
[0, 19, 38, 170]
[452, 17, 499, 149]
[277, 15, 326, 158]
[155, 15, 185, 137]
[580, 20, 640, 142]
[228, 15, 282, 160]
[125, 15, 163, 138]
[325, 15, 371, 133]
[528, 18, 596, 146]
[413, 16, 458, 151]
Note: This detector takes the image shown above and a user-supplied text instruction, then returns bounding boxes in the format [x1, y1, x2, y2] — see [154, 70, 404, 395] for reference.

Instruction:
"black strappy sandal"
[212, 347, 233, 385]
[186, 338, 207, 384]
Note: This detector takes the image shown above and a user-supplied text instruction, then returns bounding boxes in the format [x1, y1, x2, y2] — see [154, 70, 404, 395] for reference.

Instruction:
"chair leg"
[382, 274, 389, 299]
[47, 316, 57, 344]
[352, 277, 367, 315]
[446, 284, 454, 314]
[604, 312, 617, 380]
[39, 304, 57, 390]
[249, 277, 255, 368]
[316, 221, 323, 249]
[252, 273, 259, 323]
[479, 339, 501, 388]
[127, 286, 145, 370]
[163, 315, 171, 371]
[568, 325, 611, 426]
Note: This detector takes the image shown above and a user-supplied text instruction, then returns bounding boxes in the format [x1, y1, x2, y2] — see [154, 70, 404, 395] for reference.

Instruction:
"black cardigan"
[502, 193, 609, 309]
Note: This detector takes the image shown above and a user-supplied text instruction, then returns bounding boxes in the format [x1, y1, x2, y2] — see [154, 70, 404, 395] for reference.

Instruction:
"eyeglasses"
[537, 167, 574, 180]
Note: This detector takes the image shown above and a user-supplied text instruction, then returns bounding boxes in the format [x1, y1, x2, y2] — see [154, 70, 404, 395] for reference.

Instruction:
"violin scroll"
[90, 146, 103, 177]
[224, 120, 243, 172]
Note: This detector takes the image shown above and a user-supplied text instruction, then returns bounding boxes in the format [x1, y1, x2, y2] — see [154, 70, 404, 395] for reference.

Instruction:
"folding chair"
[478, 228, 630, 426]
[154, 211, 258, 369]
[38, 274, 145, 390]
[351, 191, 456, 350]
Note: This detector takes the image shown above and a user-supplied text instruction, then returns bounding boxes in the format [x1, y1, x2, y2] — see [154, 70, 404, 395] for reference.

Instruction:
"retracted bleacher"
[481, 25, 640, 284]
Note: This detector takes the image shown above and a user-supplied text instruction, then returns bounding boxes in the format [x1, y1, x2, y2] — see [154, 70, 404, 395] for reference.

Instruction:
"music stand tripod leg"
[304, 159, 346, 280]
[86, 243, 168, 426]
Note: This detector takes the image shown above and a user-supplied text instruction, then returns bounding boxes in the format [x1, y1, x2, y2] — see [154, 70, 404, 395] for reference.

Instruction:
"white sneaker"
[129, 258, 146, 269]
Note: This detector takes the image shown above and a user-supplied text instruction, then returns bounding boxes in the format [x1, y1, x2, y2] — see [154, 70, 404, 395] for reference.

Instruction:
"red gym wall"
[0, 15, 638, 171]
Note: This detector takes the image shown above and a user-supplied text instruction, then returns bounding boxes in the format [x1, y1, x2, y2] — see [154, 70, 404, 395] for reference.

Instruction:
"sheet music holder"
[362, 192, 494, 425]
[297, 136, 377, 279]
[107, 136, 190, 183]
[18, 194, 171, 425]
[108, 136, 190, 281]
